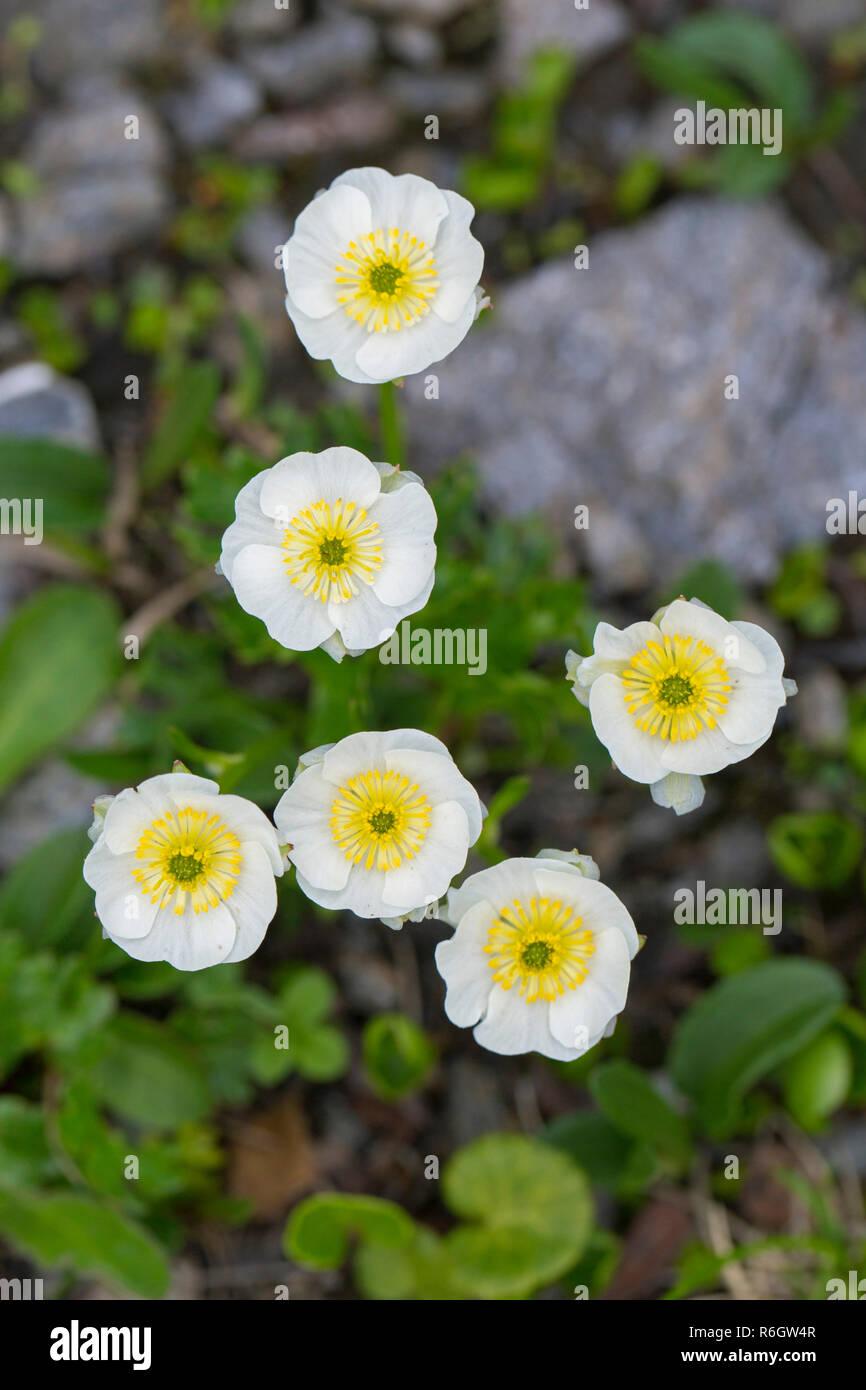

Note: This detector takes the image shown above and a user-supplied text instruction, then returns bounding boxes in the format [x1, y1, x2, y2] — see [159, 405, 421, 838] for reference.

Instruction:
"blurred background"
[0, 0, 864, 1300]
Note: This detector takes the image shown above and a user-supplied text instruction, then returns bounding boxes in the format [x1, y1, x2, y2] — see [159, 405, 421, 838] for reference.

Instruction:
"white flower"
[566, 598, 796, 814]
[435, 850, 638, 1061]
[218, 447, 437, 660]
[281, 166, 485, 384]
[83, 772, 284, 971]
[274, 729, 484, 923]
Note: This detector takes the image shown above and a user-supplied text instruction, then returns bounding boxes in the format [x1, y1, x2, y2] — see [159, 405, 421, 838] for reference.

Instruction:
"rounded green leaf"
[285, 1193, 414, 1270]
[87, 1014, 210, 1130]
[443, 1132, 593, 1250]
[669, 958, 846, 1135]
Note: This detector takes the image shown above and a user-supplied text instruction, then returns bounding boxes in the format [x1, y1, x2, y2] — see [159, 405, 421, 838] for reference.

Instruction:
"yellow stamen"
[330, 769, 431, 872]
[133, 806, 242, 917]
[281, 497, 383, 605]
[335, 226, 438, 333]
[621, 632, 731, 742]
[485, 897, 594, 1003]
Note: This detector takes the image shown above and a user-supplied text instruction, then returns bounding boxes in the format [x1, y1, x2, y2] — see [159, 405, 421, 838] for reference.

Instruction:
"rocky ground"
[0, 0, 864, 1299]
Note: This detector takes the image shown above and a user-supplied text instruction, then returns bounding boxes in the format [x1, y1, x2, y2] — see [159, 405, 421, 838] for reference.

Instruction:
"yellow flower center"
[621, 632, 731, 742]
[485, 897, 594, 1003]
[281, 497, 383, 604]
[335, 227, 438, 333]
[330, 769, 432, 872]
[133, 806, 242, 916]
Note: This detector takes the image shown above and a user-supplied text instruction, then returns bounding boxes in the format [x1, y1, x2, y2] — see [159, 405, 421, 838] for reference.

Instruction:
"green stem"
[378, 379, 405, 469]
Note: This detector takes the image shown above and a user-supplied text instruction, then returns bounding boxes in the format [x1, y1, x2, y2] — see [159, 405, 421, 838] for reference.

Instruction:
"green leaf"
[362, 1013, 435, 1101]
[443, 1132, 593, 1290]
[589, 1060, 692, 1168]
[285, 1193, 414, 1270]
[542, 1110, 656, 1194]
[636, 13, 813, 129]
[0, 583, 120, 794]
[662, 558, 745, 620]
[143, 360, 220, 490]
[0, 827, 92, 948]
[669, 958, 846, 1135]
[767, 813, 864, 890]
[779, 1030, 853, 1132]
[87, 1013, 211, 1130]
[0, 1188, 169, 1297]
[0, 437, 109, 532]
[445, 1223, 574, 1300]
[0, 1099, 56, 1187]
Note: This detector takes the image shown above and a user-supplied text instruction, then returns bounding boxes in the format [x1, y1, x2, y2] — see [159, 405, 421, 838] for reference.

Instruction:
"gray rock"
[164, 58, 262, 150]
[32, 0, 165, 86]
[386, 68, 491, 121]
[14, 172, 170, 276]
[227, 0, 299, 40]
[25, 82, 169, 176]
[0, 361, 101, 450]
[233, 92, 398, 162]
[236, 205, 291, 277]
[241, 16, 379, 104]
[350, 0, 480, 19]
[13, 82, 169, 275]
[386, 21, 445, 69]
[444, 1058, 510, 1147]
[792, 666, 849, 750]
[499, 0, 631, 85]
[403, 199, 866, 584]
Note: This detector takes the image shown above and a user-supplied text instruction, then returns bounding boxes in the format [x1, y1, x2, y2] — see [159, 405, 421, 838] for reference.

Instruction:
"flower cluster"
[81, 167, 797, 1067]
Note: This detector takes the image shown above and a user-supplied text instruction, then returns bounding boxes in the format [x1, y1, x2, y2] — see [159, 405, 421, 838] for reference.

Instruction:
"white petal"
[284, 298, 382, 385]
[319, 730, 389, 785]
[650, 771, 706, 815]
[429, 189, 484, 322]
[660, 599, 764, 674]
[473, 987, 578, 1061]
[229, 543, 335, 651]
[434, 901, 494, 1027]
[380, 799, 470, 911]
[116, 901, 238, 971]
[588, 672, 668, 784]
[102, 774, 219, 854]
[222, 840, 278, 964]
[659, 722, 769, 776]
[258, 447, 382, 520]
[354, 292, 476, 382]
[384, 746, 483, 844]
[548, 927, 631, 1050]
[716, 668, 785, 745]
[283, 182, 372, 319]
[176, 791, 283, 876]
[83, 842, 158, 940]
[368, 482, 437, 606]
[219, 469, 279, 581]
[328, 581, 402, 652]
[277, 765, 353, 893]
[532, 866, 639, 956]
[331, 167, 448, 247]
